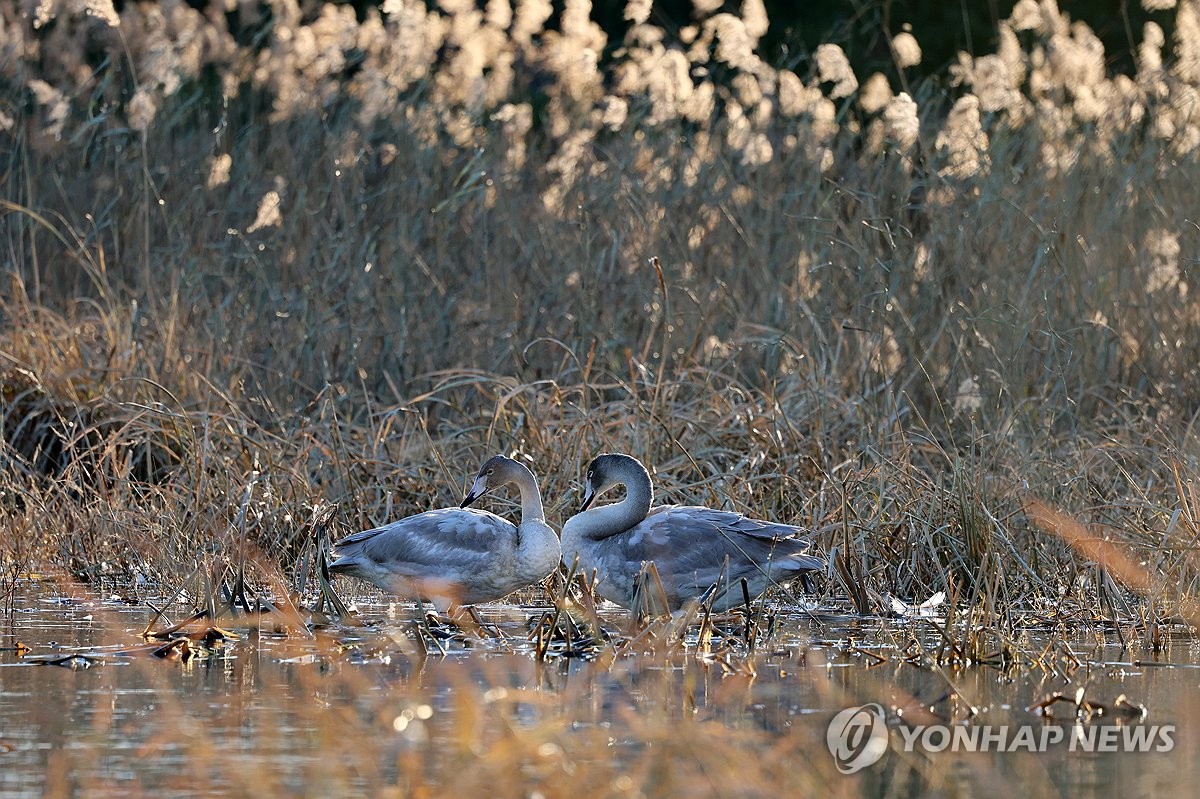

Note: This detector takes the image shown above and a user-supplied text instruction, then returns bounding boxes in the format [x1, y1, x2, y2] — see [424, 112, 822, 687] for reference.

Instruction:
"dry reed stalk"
[0, 0, 1199, 647]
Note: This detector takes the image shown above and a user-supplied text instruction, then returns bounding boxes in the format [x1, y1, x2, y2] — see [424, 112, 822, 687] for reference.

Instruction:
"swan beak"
[579, 484, 597, 512]
[460, 475, 488, 508]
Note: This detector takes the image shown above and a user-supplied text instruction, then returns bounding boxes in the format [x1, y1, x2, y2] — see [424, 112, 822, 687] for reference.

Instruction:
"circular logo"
[826, 703, 889, 774]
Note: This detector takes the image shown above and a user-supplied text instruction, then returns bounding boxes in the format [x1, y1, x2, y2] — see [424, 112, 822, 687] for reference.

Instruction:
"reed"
[1, 0, 1198, 643]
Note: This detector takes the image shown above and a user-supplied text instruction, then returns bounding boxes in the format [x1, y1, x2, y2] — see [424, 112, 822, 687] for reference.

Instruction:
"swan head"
[579, 453, 647, 511]
[460, 454, 524, 508]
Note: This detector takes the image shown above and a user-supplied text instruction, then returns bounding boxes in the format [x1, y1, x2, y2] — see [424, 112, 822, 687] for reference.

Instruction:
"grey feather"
[330, 456, 561, 609]
[562, 454, 824, 612]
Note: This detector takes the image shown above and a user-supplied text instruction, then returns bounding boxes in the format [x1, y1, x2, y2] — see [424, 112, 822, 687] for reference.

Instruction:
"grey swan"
[329, 455, 560, 610]
[561, 453, 824, 612]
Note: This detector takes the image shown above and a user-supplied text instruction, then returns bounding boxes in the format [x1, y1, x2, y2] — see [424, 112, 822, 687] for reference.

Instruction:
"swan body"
[561, 453, 824, 612]
[330, 455, 561, 609]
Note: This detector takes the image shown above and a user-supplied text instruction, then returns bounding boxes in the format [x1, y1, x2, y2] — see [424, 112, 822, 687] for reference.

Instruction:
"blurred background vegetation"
[3, 0, 1200, 616]
[320, 0, 1169, 76]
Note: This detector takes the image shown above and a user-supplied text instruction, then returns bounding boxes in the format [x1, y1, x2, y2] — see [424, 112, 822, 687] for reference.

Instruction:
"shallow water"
[2, 579, 1198, 798]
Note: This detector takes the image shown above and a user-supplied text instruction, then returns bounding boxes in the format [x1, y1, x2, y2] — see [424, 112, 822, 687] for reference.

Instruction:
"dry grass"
[1, 0, 1200, 664]
[10, 578, 1198, 798]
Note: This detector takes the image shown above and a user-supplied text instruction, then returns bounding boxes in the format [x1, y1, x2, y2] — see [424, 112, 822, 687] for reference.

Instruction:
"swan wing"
[333, 507, 517, 574]
[623, 507, 820, 592]
[648, 506, 812, 545]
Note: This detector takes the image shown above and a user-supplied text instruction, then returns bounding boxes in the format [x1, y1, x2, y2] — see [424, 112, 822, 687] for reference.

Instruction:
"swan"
[560, 453, 824, 612]
[329, 455, 561, 610]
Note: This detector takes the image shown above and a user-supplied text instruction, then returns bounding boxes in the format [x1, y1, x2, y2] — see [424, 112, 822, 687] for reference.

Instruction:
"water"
[2, 580, 1198, 797]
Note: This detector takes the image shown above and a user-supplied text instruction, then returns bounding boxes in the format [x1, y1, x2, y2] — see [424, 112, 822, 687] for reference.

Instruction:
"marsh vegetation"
[3, 0, 1200, 795]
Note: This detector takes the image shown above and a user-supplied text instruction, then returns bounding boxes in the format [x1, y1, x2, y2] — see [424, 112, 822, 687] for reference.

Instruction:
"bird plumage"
[561, 453, 823, 612]
[329, 455, 561, 610]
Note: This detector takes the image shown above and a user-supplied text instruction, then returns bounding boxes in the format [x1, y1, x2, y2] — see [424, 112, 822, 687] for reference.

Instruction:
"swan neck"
[568, 466, 653, 541]
[511, 465, 546, 524]
[622, 464, 654, 516]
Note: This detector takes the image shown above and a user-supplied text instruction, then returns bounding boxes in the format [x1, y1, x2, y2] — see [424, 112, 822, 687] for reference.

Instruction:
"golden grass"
[1, 0, 1200, 648]
[9, 576, 1200, 798]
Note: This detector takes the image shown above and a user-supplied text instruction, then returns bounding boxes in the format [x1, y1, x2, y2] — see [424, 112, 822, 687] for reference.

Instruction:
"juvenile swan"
[561, 453, 824, 612]
[329, 455, 561, 610]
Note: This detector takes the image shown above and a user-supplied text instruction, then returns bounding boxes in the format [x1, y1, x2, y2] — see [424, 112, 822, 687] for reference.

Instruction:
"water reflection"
[1, 580, 1197, 798]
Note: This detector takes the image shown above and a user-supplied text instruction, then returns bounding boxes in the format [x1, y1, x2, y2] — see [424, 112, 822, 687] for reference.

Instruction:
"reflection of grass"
[1, 1, 1200, 654]
[11, 583, 1199, 797]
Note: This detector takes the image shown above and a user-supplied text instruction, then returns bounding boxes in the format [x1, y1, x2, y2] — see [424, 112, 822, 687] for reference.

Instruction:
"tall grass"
[1, 0, 1199, 629]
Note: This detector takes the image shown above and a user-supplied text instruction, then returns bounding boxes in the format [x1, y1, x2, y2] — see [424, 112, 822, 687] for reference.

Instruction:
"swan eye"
[486, 469, 494, 476]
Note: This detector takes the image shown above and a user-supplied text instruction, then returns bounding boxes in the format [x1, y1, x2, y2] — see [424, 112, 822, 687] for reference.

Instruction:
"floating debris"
[1029, 687, 1148, 722]
[888, 591, 947, 618]
[25, 654, 97, 669]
